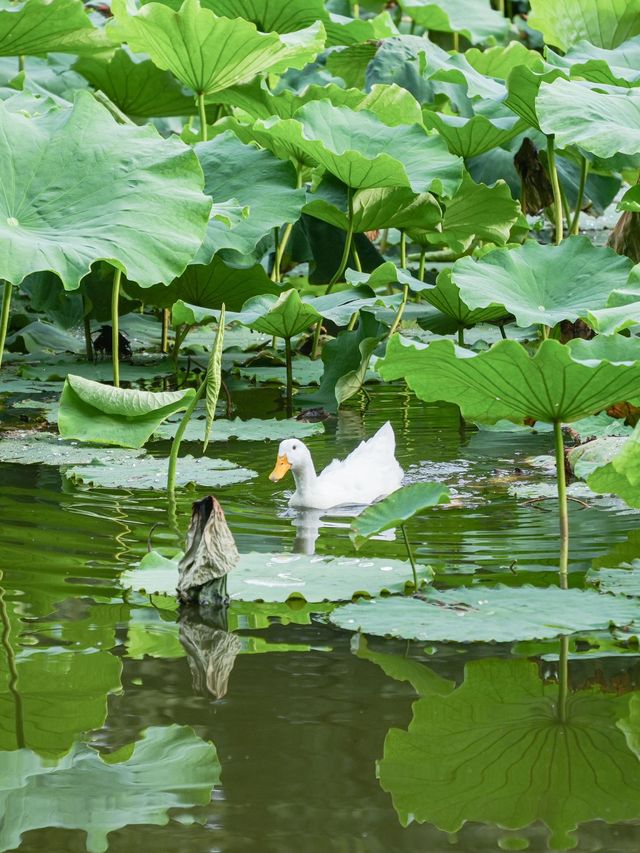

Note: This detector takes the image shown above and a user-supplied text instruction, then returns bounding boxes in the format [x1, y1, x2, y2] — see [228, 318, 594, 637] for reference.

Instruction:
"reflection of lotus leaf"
[0, 725, 220, 853]
[379, 658, 640, 849]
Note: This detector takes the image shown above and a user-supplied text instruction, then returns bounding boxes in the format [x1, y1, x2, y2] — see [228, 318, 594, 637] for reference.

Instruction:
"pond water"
[2, 384, 640, 852]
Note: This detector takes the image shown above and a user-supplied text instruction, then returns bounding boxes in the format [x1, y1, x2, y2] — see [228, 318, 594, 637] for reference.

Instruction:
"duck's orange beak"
[269, 454, 291, 482]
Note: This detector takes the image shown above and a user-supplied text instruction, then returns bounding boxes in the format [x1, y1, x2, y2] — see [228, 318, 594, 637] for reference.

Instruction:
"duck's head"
[269, 438, 312, 482]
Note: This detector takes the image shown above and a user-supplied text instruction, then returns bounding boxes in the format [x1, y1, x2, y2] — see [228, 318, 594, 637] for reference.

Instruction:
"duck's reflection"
[280, 506, 369, 555]
[179, 606, 241, 700]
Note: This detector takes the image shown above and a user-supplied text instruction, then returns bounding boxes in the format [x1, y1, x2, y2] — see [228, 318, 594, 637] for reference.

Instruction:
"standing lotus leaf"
[177, 496, 240, 603]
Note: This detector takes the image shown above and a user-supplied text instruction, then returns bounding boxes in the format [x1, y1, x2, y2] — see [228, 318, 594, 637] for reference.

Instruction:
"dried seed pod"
[513, 137, 554, 215]
[177, 495, 239, 603]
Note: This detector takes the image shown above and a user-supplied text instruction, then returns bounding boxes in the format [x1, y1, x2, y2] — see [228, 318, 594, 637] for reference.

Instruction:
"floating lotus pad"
[0, 432, 145, 467]
[587, 564, 640, 597]
[122, 550, 432, 602]
[64, 455, 256, 490]
[330, 586, 640, 642]
[152, 416, 324, 442]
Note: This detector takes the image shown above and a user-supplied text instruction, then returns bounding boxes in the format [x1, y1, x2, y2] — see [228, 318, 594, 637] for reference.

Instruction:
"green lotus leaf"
[399, 0, 509, 45]
[423, 269, 508, 326]
[537, 79, 640, 158]
[350, 482, 450, 549]
[74, 48, 200, 118]
[0, 725, 219, 853]
[346, 261, 432, 294]
[237, 357, 324, 387]
[0, 0, 110, 57]
[377, 335, 640, 425]
[378, 658, 640, 849]
[237, 289, 321, 339]
[330, 586, 640, 642]
[124, 550, 433, 602]
[302, 309, 384, 410]
[568, 411, 633, 441]
[152, 415, 324, 442]
[58, 375, 197, 448]
[302, 286, 381, 326]
[422, 111, 525, 158]
[130, 256, 279, 314]
[6, 319, 84, 356]
[0, 431, 145, 466]
[587, 564, 640, 596]
[65, 454, 256, 489]
[569, 333, 640, 363]
[529, 0, 640, 51]
[305, 178, 441, 234]
[569, 435, 629, 479]
[0, 92, 210, 290]
[195, 131, 305, 264]
[19, 356, 178, 383]
[414, 173, 520, 253]
[253, 100, 463, 195]
[583, 421, 640, 507]
[506, 67, 570, 133]
[464, 42, 545, 80]
[110, 0, 325, 97]
[449, 237, 633, 329]
[545, 36, 640, 87]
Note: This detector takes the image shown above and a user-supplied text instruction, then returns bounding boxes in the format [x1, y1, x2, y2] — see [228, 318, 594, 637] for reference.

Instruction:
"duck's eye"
[292, 444, 298, 450]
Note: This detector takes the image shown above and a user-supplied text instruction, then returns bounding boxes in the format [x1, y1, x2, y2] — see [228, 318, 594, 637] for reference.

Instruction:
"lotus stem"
[351, 242, 362, 272]
[546, 136, 564, 245]
[167, 377, 207, 495]
[0, 282, 13, 370]
[352, 1, 360, 17]
[18, 55, 24, 73]
[111, 267, 122, 387]
[310, 319, 323, 359]
[452, 31, 459, 51]
[328, 186, 355, 289]
[499, 324, 508, 340]
[285, 337, 293, 418]
[400, 524, 419, 592]
[197, 91, 207, 142]
[457, 327, 465, 347]
[553, 419, 569, 590]
[388, 284, 409, 337]
[399, 229, 407, 269]
[497, 0, 505, 14]
[271, 226, 280, 282]
[347, 310, 359, 331]
[161, 308, 170, 353]
[274, 222, 294, 282]
[82, 292, 93, 362]
[558, 634, 569, 723]
[418, 248, 426, 281]
[570, 156, 589, 236]
[0, 580, 25, 748]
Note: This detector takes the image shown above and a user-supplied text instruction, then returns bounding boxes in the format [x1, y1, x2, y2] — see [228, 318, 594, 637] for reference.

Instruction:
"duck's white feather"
[284, 422, 403, 509]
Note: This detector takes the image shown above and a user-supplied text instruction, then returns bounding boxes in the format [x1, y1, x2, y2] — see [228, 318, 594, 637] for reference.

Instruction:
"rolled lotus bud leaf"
[177, 495, 239, 603]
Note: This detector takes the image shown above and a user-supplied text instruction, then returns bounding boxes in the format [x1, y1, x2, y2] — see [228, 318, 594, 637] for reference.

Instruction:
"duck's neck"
[292, 457, 317, 499]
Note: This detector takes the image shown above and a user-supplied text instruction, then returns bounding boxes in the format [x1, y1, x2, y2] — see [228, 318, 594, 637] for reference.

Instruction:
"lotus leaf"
[377, 335, 640, 425]
[449, 237, 633, 329]
[569, 412, 633, 441]
[330, 586, 640, 642]
[110, 0, 325, 97]
[65, 454, 256, 489]
[0, 725, 219, 853]
[19, 357, 178, 383]
[353, 635, 455, 697]
[0, 0, 109, 57]
[0, 92, 210, 290]
[422, 111, 525, 158]
[75, 48, 200, 118]
[301, 287, 382, 326]
[238, 358, 324, 386]
[505, 64, 566, 130]
[253, 100, 463, 195]
[464, 42, 544, 80]
[238, 289, 321, 339]
[152, 416, 324, 442]
[346, 261, 431, 294]
[0, 431, 145, 467]
[537, 79, 640, 158]
[124, 550, 433, 602]
[194, 132, 306, 264]
[423, 269, 508, 326]
[378, 657, 640, 849]
[351, 483, 450, 549]
[529, 0, 640, 51]
[58, 376, 196, 448]
[587, 564, 640, 596]
[582, 422, 640, 507]
[545, 36, 640, 87]
[400, 0, 509, 45]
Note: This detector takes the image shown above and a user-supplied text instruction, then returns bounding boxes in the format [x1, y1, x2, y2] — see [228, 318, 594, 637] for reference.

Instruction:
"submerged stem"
[546, 136, 564, 245]
[167, 378, 208, 495]
[285, 337, 293, 418]
[570, 156, 589, 236]
[553, 419, 569, 589]
[400, 524, 419, 592]
[111, 267, 122, 387]
[0, 282, 13, 370]
[197, 91, 207, 142]
[557, 634, 569, 724]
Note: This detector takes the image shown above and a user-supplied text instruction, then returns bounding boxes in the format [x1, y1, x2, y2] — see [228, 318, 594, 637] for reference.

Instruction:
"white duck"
[269, 421, 403, 509]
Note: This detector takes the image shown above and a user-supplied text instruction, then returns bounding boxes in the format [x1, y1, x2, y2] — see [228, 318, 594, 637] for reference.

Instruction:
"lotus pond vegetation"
[3, 0, 640, 850]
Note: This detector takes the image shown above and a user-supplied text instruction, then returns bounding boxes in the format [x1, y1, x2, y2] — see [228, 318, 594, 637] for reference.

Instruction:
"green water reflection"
[1, 386, 640, 851]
